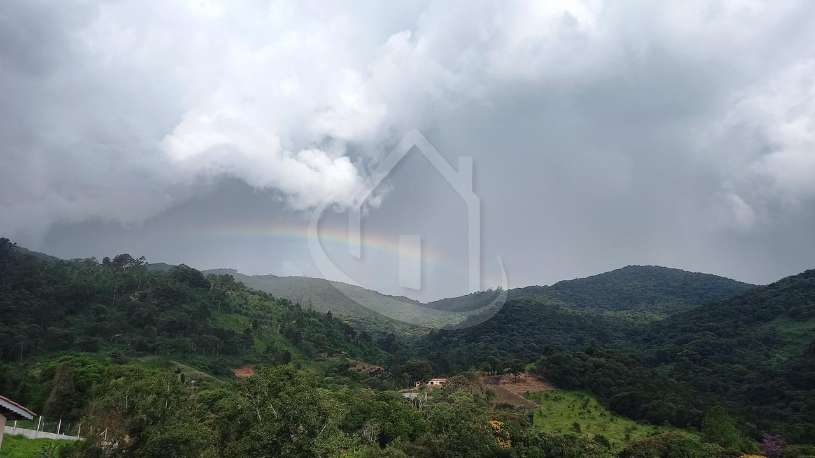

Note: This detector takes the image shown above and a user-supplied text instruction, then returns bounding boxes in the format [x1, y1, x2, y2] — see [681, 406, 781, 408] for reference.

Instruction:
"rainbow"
[198, 220, 441, 261]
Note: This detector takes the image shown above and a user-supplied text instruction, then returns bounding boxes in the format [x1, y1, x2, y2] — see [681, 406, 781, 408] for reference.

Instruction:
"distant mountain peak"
[429, 265, 756, 315]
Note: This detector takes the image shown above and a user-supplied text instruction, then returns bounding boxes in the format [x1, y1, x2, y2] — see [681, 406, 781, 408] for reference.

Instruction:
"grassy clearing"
[0, 435, 74, 457]
[527, 390, 696, 450]
[211, 312, 251, 332]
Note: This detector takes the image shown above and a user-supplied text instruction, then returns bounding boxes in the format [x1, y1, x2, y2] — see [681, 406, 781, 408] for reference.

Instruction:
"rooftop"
[0, 395, 35, 420]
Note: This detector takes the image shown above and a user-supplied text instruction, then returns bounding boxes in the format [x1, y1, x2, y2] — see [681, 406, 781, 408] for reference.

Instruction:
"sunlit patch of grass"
[527, 390, 697, 450]
[0, 435, 74, 458]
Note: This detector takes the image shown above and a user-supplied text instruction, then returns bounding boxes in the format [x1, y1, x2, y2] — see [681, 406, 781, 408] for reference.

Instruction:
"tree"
[619, 433, 722, 458]
[42, 363, 82, 419]
[378, 333, 399, 353]
[218, 365, 342, 457]
[514, 430, 613, 458]
[417, 390, 498, 457]
[398, 359, 433, 386]
[701, 406, 745, 450]
[508, 358, 524, 383]
[0, 238, 16, 288]
[170, 264, 210, 289]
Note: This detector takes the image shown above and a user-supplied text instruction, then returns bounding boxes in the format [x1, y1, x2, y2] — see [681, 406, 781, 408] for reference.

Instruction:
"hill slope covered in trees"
[418, 267, 815, 445]
[0, 238, 383, 373]
[638, 269, 815, 441]
[520, 265, 756, 313]
[3, 239, 813, 456]
[205, 269, 466, 336]
[415, 267, 754, 371]
[427, 265, 755, 316]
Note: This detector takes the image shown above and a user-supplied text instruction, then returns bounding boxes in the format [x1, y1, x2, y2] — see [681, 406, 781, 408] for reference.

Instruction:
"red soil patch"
[483, 373, 553, 395]
[481, 373, 553, 408]
[231, 365, 255, 378]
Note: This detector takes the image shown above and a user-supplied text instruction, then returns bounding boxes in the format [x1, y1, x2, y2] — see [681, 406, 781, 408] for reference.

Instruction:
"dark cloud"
[2, 1, 815, 299]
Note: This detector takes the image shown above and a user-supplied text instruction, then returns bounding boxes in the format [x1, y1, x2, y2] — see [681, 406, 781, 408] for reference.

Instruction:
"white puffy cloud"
[708, 59, 815, 226]
[742, 61, 815, 201]
[2, 0, 815, 262]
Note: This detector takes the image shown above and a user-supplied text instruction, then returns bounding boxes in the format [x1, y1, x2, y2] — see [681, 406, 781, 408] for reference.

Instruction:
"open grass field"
[0, 435, 74, 458]
[526, 390, 697, 450]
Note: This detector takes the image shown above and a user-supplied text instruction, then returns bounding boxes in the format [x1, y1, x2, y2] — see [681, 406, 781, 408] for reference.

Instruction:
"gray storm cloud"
[2, 0, 815, 294]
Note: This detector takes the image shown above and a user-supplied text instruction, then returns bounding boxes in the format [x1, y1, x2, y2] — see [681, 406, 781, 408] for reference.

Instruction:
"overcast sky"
[2, 0, 815, 300]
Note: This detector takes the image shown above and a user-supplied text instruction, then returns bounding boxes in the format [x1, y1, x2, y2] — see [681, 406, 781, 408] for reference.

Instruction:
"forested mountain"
[203, 269, 466, 335]
[418, 267, 815, 445]
[417, 267, 815, 453]
[425, 289, 505, 312]
[416, 299, 635, 372]
[3, 238, 813, 456]
[644, 268, 815, 357]
[522, 265, 756, 313]
[0, 238, 383, 373]
[5, 238, 731, 457]
[215, 266, 753, 335]
[637, 269, 815, 441]
[416, 267, 754, 372]
[429, 265, 754, 315]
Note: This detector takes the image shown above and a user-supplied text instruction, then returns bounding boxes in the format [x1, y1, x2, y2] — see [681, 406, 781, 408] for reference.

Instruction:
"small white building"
[0, 395, 35, 448]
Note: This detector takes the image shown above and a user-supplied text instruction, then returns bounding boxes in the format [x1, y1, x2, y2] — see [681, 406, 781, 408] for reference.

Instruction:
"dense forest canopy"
[0, 238, 383, 371]
[417, 268, 815, 444]
[520, 265, 757, 313]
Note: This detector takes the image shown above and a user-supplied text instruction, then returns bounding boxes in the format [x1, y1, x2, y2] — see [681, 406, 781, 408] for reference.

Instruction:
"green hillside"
[639, 269, 815, 441]
[206, 270, 477, 335]
[415, 266, 756, 373]
[3, 238, 812, 456]
[0, 238, 384, 376]
[529, 390, 696, 451]
[539, 265, 756, 313]
[416, 299, 636, 372]
[0, 435, 76, 457]
[427, 265, 754, 316]
[526, 271, 815, 444]
[416, 267, 815, 446]
[426, 289, 505, 312]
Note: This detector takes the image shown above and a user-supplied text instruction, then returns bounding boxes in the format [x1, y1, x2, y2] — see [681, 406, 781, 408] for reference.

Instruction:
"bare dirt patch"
[231, 365, 255, 378]
[484, 373, 553, 395]
[481, 373, 553, 408]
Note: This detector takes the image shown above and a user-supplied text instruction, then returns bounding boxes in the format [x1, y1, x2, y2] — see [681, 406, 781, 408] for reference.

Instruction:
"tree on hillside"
[701, 406, 746, 451]
[619, 432, 723, 458]
[398, 359, 433, 386]
[170, 264, 210, 289]
[0, 238, 16, 288]
[508, 359, 524, 383]
[42, 363, 81, 419]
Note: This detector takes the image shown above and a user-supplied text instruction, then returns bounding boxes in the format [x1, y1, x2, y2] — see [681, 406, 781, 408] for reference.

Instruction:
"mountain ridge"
[209, 265, 755, 336]
[538, 268, 815, 442]
[427, 265, 756, 315]
[201, 268, 465, 336]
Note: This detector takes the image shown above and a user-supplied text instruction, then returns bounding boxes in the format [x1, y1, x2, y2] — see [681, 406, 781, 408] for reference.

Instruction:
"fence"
[4, 416, 83, 441]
